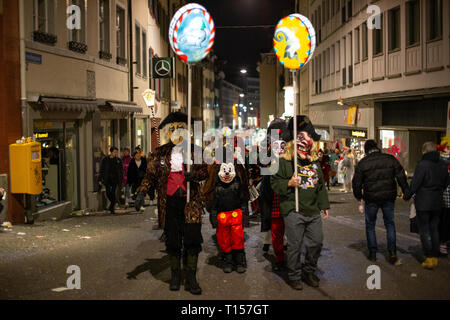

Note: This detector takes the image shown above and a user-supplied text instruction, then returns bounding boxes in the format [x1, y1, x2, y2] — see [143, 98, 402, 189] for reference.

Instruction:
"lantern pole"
[292, 69, 299, 212]
[187, 63, 192, 202]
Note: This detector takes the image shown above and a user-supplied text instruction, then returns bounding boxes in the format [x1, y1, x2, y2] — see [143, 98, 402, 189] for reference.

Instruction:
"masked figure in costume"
[270, 115, 330, 290]
[202, 146, 250, 273]
[260, 118, 289, 271]
[134, 112, 208, 295]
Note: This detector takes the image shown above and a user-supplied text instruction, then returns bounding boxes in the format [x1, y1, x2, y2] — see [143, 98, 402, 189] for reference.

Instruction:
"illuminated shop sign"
[352, 130, 366, 138]
[33, 133, 49, 139]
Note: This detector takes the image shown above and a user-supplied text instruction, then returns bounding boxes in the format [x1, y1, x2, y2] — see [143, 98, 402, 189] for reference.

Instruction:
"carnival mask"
[218, 163, 236, 184]
[296, 131, 313, 159]
[168, 122, 187, 145]
[272, 140, 286, 158]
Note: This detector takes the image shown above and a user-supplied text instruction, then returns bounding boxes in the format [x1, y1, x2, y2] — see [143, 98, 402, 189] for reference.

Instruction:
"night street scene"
[1, 0, 450, 311]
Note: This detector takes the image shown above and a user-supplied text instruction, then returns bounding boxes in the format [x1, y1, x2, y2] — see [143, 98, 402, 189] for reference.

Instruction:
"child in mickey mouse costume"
[207, 147, 250, 274]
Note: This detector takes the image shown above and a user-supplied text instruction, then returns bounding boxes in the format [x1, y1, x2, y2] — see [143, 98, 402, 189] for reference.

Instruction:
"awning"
[104, 101, 142, 113]
[37, 97, 98, 112]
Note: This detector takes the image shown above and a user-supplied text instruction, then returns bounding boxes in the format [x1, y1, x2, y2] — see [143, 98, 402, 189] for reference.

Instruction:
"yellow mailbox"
[9, 141, 43, 195]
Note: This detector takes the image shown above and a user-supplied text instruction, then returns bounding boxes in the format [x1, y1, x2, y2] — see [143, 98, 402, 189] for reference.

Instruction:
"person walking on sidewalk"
[404, 141, 449, 269]
[98, 147, 123, 214]
[271, 116, 330, 290]
[127, 150, 147, 211]
[352, 140, 409, 264]
[121, 148, 132, 207]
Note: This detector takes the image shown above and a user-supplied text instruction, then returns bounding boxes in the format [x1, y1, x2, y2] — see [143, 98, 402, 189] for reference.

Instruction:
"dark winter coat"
[127, 157, 148, 190]
[404, 151, 449, 211]
[99, 156, 123, 185]
[260, 175, 274, 232]
[352, 150, 409, 204]
[209, 175, 249, 229]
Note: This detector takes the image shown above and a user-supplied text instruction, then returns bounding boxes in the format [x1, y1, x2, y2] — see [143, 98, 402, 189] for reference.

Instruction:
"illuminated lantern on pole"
[169, 3, 215, 202]
[273, 13, 316, 212]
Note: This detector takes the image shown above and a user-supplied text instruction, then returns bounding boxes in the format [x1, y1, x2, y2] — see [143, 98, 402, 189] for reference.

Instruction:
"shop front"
[29, 96, 98, 217]
[333, 127, 368, 161]
[380, 98, 448, 175]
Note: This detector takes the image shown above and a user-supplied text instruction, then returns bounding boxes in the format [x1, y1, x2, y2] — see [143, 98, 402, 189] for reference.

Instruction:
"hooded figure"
[260, 118, 289, 271]
[270, 115, 330, 290]
[134, 112, 208, 295]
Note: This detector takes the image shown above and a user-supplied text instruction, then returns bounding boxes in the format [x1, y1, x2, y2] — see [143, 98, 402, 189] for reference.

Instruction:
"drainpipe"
[128, 0, 134, 148]
[19, 0, 27, 137]
[19, 0, 34, 223]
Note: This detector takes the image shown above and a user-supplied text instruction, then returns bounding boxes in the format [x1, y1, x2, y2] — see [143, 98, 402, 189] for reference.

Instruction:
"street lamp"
[240, 93, 245, 98]
[240, 68, 247, 74]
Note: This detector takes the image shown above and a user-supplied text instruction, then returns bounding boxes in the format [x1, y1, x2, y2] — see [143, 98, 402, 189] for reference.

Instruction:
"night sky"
[194, 0, 295, 85]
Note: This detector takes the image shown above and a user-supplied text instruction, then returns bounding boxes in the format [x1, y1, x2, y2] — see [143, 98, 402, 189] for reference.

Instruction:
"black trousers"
[105, 183, 118, 210]
[417, 210, 441, 258]
[165, 192, 202, 256]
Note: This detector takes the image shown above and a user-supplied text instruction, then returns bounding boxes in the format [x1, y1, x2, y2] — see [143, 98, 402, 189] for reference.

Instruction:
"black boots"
[222, 252, 233, 273]
[368, 250, 377, 262]
[233, 250, 246, 273]
[388, 250, 398, 265]
[169, 255, 181, 291]
[184, 252, 202, 295]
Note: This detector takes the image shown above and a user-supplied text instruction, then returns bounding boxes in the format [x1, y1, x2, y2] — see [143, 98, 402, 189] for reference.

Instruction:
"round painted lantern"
[273, 14, 316, 70]
[169, 3, 215, 64]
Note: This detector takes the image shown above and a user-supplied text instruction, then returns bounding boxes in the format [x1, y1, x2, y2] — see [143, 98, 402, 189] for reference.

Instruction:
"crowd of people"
[93, 111, 449, 295]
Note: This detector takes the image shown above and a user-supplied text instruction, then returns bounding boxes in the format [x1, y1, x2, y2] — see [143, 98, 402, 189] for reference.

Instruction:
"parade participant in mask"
[260, 118, 289, 271]
[207, 146, 249, 273]
[270, 116, 330, 290]
[203, 144, 250, 272]
[134, 112, 208, 295]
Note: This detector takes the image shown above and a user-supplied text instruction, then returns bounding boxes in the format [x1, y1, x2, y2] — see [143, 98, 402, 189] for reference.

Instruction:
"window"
[388, 7, 400, 51]
[318, 6, 322, 43]
[341, 1, 346, 24]
[362, 22, 368, 60]
[355, 27, 360, 63]
[142, 29, 147, 78]
[336, 41, 340, 71]
[32, 0, 55, 34]
[116, 6, 126, 61]
[373, 13, 383, 56]
[99, 0, 110, 54]
[70, 0, 86, 43]
[427, 0, 442, 41]
[331, 44, 335, 73]
[406, 0, 420, 46]
[135, 23, 141, 75]
[347, 0, 352, 18]
[331, 0, 335, 18]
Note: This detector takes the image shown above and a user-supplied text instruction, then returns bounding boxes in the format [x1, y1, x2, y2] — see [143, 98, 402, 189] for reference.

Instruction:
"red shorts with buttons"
[216, 209, 244, 253]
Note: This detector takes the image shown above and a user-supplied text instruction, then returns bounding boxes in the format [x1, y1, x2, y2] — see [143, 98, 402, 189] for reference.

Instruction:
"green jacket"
[270, 157, 330, 217]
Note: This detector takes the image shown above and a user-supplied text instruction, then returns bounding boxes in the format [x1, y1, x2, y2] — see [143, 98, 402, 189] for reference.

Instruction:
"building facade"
[307, 0, 449, 174]
[1, 0, 214, 223]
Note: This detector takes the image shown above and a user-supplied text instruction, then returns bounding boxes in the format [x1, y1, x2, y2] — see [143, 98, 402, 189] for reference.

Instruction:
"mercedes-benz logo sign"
[155, 60, 171, 77]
